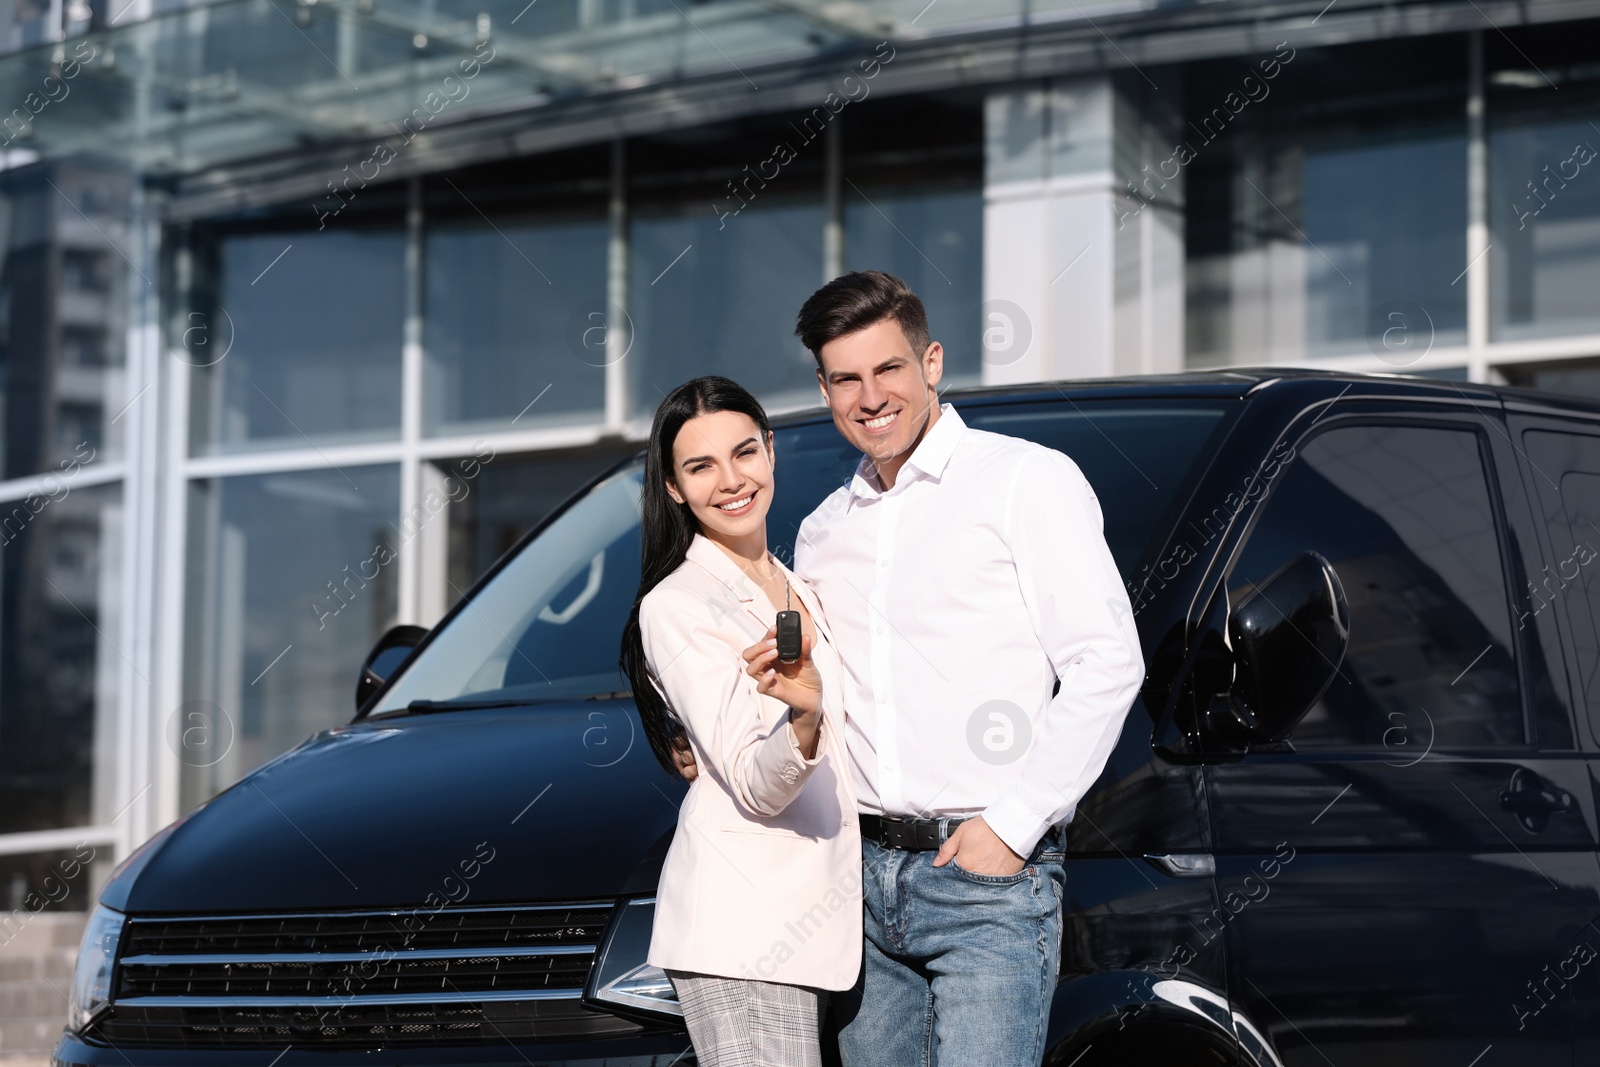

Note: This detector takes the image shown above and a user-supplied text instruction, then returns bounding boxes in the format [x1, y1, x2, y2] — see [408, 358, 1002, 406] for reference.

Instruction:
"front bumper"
[53, 1030, 693, 1066]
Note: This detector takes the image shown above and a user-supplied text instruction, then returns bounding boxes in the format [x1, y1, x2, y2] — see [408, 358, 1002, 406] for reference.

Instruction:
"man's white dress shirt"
[794, 402, 1146, 857]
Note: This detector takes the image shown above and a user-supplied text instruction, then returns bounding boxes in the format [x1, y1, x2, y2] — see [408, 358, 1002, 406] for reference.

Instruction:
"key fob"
[775, 610, 802, 663]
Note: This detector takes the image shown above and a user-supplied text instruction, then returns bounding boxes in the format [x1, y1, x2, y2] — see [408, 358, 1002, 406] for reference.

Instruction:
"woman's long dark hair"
[621, 376, 774, 778]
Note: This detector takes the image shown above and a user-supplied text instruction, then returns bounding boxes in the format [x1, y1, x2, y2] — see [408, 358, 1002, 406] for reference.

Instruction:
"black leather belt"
[859, 813, 971, 851]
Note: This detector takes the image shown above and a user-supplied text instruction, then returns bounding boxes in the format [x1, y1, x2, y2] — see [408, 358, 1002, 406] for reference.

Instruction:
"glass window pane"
[1522, 430, 1600, 741]
[0, 164, 130, 479]
[1229, 424, 1522, 748]
[373, 464, 644, 713]
[1486, 24, 1600, 343]
[0, 481, 121, 833]
[425, 215, 609, 436]
[843, 186, 982, 387]
[842, 94, 983, 385]
[1185, 41, 1468, 364]
[442, 445, 639, 595]
[1303, 132, 1468, 355]
[0, 847, 108, 913]
[181, 465, 399, 809]
[1501, 358, 1600, 399]
[188, 229, 404, 456]
[1490, 113, 1600, 340]
[628, 197, 824, 417]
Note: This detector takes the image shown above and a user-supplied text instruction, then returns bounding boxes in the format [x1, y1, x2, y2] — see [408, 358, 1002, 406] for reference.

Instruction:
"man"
[680, 270, 1145, 1066]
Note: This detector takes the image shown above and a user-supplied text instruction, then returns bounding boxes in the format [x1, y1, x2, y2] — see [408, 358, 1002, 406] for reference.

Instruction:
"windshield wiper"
[386, 688, 633, 717]
[401, 697, 550, 714]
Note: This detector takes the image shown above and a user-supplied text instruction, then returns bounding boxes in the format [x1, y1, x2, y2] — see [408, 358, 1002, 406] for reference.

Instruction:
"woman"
[620, 376, 861, 1067]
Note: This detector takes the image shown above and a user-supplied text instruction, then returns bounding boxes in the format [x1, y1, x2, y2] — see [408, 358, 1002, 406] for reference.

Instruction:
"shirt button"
[877, 694, 886, 704]
[879, 559, 888, 568]
[874, 626, 884, 636]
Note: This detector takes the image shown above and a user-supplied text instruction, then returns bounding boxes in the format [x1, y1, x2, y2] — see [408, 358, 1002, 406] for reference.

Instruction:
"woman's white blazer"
[638, 532, 862, 990]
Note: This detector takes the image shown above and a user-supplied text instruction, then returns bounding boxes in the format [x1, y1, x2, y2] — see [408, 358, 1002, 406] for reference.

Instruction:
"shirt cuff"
[980, 792, 1049, 859]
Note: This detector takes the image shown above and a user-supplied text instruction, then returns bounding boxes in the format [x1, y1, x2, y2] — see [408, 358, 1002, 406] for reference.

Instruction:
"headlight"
[67, 905, 124, 1032]
[584, 898, 682, 1021]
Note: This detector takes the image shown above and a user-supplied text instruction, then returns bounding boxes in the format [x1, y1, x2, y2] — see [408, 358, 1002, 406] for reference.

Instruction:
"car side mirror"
[355, 624, 429, 714]
[1209, 550, 1349, 746]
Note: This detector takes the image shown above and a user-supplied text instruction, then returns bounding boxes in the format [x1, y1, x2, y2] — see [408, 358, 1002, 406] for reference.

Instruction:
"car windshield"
[370, 396, 1240, 714]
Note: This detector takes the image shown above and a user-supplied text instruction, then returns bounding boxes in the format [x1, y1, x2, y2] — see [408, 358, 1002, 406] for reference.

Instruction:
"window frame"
[1503, 409, 1600, 754]
[1218, 409, 1540, 755]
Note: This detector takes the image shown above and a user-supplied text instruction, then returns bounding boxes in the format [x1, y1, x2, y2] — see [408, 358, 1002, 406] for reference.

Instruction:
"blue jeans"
[834, 823, 1067, 1067]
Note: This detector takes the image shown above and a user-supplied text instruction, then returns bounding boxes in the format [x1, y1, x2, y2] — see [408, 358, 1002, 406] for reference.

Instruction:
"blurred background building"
[0, 0, 1595, 1058]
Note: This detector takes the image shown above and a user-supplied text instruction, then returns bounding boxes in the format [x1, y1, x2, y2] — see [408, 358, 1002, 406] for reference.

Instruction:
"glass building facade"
[0, 0, 1596, 949]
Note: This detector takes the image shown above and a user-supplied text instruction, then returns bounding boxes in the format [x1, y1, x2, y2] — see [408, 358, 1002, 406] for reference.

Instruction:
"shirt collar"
[847, 402, 965, 501]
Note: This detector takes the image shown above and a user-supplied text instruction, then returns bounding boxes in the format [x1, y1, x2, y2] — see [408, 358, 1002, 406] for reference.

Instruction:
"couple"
[618, 270, 1146, 1066]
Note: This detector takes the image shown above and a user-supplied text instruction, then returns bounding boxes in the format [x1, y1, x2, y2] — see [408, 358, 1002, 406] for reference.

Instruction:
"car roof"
[768, 366, 1600, 428]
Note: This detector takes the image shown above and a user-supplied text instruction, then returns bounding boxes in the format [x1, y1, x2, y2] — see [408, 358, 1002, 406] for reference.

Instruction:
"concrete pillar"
[981, 73, 1185, 384]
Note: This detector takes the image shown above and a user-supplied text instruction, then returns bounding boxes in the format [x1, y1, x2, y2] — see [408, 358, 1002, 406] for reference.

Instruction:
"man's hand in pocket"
[932, 815, 1026, 876]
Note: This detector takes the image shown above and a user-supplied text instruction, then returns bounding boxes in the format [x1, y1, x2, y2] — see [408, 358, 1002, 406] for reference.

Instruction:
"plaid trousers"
[666, 969, 826, 1067]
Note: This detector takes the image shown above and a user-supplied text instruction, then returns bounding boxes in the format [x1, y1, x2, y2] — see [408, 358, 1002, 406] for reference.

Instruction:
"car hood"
[106, 702, 684, 914]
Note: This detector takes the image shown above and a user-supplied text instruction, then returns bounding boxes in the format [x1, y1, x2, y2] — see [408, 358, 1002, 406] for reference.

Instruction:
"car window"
[373, 465, 647, 712]
[1522, 430, 1600, 742]
[1228, 422, 1524, 749]
[372, 398, 1239, 714]
[962, 403, 1236, 578]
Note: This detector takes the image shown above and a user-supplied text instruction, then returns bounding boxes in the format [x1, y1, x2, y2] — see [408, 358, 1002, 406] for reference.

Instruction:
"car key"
[776, 581, 802, 663]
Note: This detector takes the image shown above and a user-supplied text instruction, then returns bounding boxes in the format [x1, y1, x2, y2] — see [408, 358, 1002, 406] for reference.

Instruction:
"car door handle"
[1500, 786, 1571, 816]
[1144, 853, 1216, 878]
[1500, 769, 1573, 832]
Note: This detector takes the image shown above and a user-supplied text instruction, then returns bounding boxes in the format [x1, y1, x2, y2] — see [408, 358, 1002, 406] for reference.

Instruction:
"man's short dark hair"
[795, 270, 932, 368]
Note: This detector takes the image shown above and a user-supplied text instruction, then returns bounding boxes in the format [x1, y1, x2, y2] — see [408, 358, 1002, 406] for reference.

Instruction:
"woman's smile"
[714, 491, 757, 514]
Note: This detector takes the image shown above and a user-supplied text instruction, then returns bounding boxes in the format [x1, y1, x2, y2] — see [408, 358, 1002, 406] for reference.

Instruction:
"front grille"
[91, 904, 640, 1048]
[120, 904, 609, 955]
[117, 947, 595, 998]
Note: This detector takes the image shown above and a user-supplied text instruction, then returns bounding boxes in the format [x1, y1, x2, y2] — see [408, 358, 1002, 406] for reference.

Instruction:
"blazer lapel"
[682, 535, 831, 643]
[684, 534, 774, 634]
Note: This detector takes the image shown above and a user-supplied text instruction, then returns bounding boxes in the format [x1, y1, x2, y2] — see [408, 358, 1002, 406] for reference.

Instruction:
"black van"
[55, 369, 1600, 1066]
